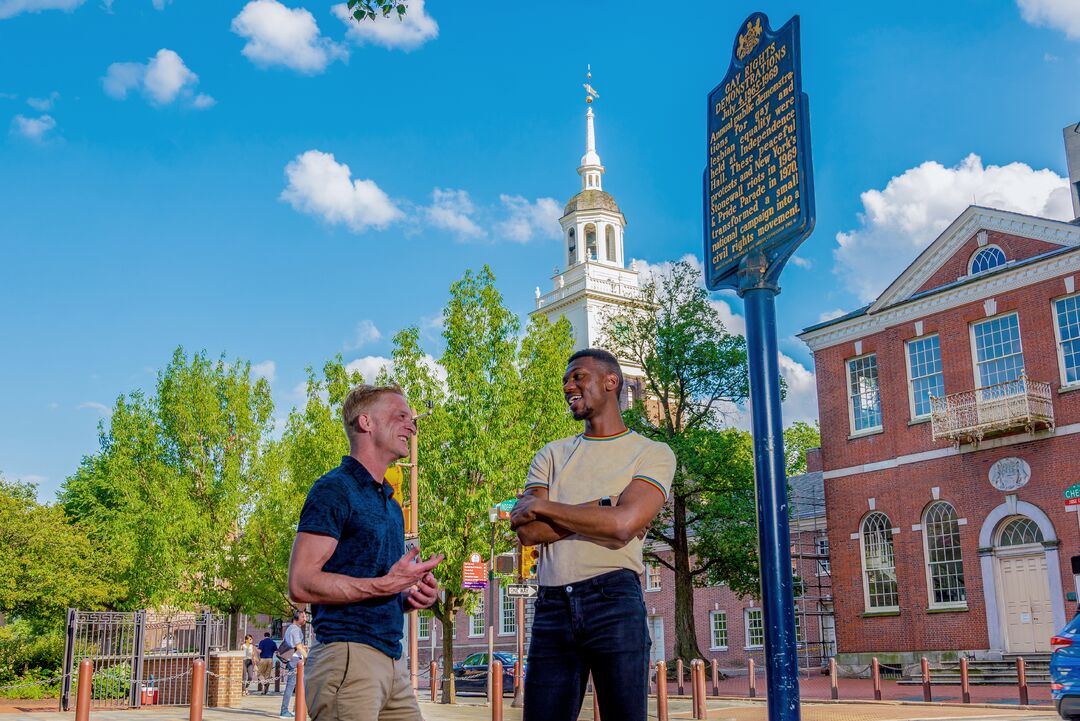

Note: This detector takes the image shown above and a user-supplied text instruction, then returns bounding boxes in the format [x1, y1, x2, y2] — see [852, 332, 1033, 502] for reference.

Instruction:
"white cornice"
[869, 207, 1080, 314]
[799, 248, 1080, 351]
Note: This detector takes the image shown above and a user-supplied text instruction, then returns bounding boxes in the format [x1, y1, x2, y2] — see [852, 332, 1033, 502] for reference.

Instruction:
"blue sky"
[2, 0, 1079, 500]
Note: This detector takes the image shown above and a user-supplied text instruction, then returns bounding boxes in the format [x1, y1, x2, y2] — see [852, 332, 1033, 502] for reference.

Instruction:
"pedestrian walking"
[287, 384, 443, 721]
[241, 634, 256, 695]
[278, 610, 309, 718]
[256, 631, 277, 694]
[511, 349, 675, 721]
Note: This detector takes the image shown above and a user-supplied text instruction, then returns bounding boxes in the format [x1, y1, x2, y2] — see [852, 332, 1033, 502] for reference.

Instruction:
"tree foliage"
[347, 0, 407, 22]
[783, 420, 820, 477]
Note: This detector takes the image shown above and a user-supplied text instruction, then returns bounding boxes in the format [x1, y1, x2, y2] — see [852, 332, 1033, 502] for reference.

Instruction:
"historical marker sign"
[704, 12, 815, 291]
[462, 553, 487, 589]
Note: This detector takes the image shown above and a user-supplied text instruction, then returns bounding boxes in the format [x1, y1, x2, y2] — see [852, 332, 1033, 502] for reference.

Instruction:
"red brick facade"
[800, 207, 1080, 670]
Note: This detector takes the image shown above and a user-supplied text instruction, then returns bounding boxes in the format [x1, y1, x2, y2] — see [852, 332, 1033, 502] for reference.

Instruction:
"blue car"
[452, 652, 522, 696]
[1051, 615, 1080, 718]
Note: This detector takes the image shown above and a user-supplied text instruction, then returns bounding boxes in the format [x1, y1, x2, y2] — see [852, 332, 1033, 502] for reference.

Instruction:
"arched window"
[969, 246, 1006, 274]
[585, 224, 597, 260]
[923, 501, 966, 606]
[998, 516, 1044, 546]
[860, 512, 898, 611]
[567, 228, 576, 266]
[605, 225, 617, 262]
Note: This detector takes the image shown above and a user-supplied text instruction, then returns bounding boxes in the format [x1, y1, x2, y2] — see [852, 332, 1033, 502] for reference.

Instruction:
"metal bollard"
[190, 658, 206, 721]
[1017, 657, 1028, 705]
[295, 660, 307, 721]
[655, 661, 669, 721]
[829, 657, 838, 700]
[429, 661, 438, 703]
[711, 658, 719, 696]
[921, 656, 931, 703]
[74, 659, 92, 721]
[747, 658, 756, 698]
[691, 660, 706, 719]
[491, 660, 503, 721]
[676, 658, 684, 696]
[871, 657, 881, 701]
[960, 657, 970, 704]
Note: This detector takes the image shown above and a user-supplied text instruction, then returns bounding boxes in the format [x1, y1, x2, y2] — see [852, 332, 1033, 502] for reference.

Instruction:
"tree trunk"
[672, 492, 706, 664]
[437, 613, 456, 704]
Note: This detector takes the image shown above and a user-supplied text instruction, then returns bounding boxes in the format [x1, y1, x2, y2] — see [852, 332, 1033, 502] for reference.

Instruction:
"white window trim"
[744, 608, 764, 650]
[968, 244, 1006, 275]
[418, 612, 431, 641]
[709, 610, 728, 651]
[846, 352, 883, 435]
[468, 598, 485, 638]
[859, 512, 900, 614]
[904, 333, 942, 421]
[815, 537, 830, 577]
[969, 311, 1024, 390]
[921, 501, 968, 611]
[1053, 292, 1080, 389]
[498, 587, 516, 637]
[645, 563, 662, 592]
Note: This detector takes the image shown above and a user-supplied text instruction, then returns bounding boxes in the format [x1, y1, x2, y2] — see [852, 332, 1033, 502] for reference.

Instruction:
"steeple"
[579, 65, 604, 191]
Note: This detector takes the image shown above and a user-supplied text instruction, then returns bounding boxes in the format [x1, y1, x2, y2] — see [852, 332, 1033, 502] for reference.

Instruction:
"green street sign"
[497, 499, 517, 513]
[1065, 483, 1080, 501]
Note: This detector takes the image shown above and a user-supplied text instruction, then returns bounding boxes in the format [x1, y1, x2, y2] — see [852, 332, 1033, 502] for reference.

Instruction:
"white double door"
[998, 549, 1055, 654]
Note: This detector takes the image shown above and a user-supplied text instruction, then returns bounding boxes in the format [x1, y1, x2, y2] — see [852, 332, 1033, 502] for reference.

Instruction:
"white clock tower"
[532, 71, 644, 389]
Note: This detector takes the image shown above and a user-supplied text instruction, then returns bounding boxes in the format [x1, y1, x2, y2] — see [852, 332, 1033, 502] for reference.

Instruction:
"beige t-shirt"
[525, 429, 676, 586]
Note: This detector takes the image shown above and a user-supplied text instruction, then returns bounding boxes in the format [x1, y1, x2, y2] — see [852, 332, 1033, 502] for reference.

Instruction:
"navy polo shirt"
[296, 456, 406, 659]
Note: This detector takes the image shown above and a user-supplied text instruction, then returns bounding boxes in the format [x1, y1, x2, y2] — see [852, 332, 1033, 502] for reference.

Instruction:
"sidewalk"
[0, 692, 1060, 721]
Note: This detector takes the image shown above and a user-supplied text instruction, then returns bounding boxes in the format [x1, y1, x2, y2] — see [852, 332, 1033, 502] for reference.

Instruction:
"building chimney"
[1065, 122, 1080, 221]
[805, 447, 823, 473]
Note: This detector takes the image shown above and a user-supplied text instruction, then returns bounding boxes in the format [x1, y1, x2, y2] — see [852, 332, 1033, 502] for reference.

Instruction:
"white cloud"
[152, 0, 168, 8]
[789, 254, 812, 269]
[834, 153, 1071, 303]
[26, 91, 58, 111]
[11, 114, 56, 142]
[0, 0, 84, 20]
[1018, 0, 1080, 39]
[332, 0, 438, 51]
[232, 0, 347, 74]
[346, 355, 393, 383]
[426, 188, 485, 239]
[817, 308, 848, 323]
[78, 401, 113, 416]
[252, 360, 276, 384]
[495, 195, 562, 243]
[102, 49, 212, 108]
[280, 149, 403, 231]
[17, 473, 47, 484]
[346, 319, 382, 349]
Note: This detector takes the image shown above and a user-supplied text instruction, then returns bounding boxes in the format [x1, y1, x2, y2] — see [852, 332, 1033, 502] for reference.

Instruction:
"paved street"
[0, 692, 1060, 721]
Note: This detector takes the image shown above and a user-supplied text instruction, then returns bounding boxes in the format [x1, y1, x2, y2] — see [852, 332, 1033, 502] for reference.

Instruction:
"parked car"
[1051, 614, 1080, 719]
[452, 652, 522, 696]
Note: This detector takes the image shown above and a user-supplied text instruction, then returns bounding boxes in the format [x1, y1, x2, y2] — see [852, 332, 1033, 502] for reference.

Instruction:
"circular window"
[997, 517, 1043, 546]
[970, 246, 1006, 275]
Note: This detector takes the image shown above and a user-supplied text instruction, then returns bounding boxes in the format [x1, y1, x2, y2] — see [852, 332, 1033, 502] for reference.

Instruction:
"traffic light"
[384, 464, 409, 528]
[521, 545, 540, 580]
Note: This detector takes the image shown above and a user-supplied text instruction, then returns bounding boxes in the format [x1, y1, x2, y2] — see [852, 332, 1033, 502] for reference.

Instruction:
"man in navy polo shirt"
[288, 385, 443, 721]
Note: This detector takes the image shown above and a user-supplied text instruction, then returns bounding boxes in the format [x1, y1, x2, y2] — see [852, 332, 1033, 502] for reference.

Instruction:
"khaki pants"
[305, 642, 420, 721]
[256, 658, 274, 692]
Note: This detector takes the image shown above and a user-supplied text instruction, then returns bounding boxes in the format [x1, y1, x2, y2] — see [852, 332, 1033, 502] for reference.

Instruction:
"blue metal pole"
[741, 284, 800, 721]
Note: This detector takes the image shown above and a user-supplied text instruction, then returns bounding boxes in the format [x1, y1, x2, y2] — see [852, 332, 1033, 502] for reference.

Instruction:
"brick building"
[798, 141, 1080, 671]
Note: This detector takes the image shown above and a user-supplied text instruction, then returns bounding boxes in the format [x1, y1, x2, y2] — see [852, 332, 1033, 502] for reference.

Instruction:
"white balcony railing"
[930, 373, 1055, 446]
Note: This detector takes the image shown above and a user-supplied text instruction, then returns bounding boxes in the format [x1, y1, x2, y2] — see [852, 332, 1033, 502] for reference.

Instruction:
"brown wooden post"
[960, 657, 970, 704]
[829, 657, 838, 700]
[592, 673, 600, 720]
[1017, 657, 1028, 705]
[921, 656, 931, 703]
[190, 658, 206, 721]
[871, 657, 881, 701]
[430, 661, 438, 703]
[295, 660, 307, 721]
[74, 659, 92, 721]
[491, 660, 503, 721]
[711, 658, 719, 696]
[676, 658, 684, 696]
[694, 660, 707, 719]
[747, 658, 756, 698]
[656, 661, 669, 721]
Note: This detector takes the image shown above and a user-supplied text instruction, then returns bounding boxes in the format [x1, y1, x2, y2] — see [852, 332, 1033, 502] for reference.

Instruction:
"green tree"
[346, 0, 407, 22]
[601, 259, 750, 665]
[387, 267, 578, 703]
[783, 420, 820, 477]
[61, 348, 274, 610]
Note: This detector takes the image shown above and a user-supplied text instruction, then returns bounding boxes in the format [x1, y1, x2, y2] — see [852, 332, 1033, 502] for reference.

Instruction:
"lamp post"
[406, 401, 433, 693]
[487, 505, 498, 705]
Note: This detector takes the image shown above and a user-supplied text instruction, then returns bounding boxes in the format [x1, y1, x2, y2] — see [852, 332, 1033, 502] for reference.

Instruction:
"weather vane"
[583, 64, 600, 104]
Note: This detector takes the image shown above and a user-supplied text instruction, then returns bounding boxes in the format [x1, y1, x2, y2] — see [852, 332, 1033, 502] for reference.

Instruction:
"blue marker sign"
[704, 13, 815, 291]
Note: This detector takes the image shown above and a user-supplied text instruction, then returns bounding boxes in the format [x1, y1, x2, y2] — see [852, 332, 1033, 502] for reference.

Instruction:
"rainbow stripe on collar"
[581, 428, 632, 441]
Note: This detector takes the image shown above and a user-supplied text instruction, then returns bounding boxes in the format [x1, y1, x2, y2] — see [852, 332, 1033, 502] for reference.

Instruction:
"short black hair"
[292, 609, 303, 620]
[264, 631, 271, 638]
[568, 348, 624, 397]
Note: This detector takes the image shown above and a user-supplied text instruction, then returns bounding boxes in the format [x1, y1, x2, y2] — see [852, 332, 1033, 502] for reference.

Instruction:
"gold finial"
[583, 64, 599, 105]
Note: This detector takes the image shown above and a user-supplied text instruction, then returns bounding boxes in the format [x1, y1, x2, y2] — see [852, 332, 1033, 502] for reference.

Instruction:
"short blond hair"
[341, 384, 405, 436]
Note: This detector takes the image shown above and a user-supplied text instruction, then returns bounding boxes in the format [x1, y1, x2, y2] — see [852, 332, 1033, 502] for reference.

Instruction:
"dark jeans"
[524, 569, 650, 721]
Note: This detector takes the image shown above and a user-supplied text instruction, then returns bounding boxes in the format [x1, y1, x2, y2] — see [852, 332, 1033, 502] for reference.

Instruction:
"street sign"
[497, 498, 517, 513]
[1065, 483, 1080, 501]
[703, 12, 815, 291]
[462, 553, 487, 590]
[505, 584, 537, 599]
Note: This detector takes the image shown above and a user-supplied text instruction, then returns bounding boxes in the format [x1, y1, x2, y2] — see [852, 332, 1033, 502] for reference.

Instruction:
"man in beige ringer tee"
[510, 348, 675, 721]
